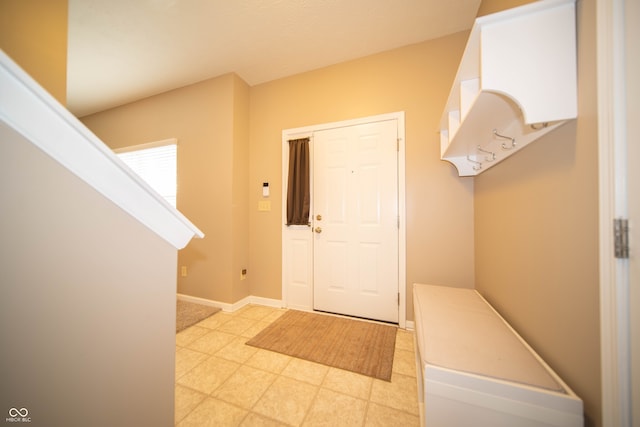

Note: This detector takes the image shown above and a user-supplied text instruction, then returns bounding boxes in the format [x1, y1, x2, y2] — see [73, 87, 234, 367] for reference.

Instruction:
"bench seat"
[412, 283, 583, 427]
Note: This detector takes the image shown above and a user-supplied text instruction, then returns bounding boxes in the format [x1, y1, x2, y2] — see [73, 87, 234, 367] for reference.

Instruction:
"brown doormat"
[176, 300, 220, 333]
[246, 310, 397, 381]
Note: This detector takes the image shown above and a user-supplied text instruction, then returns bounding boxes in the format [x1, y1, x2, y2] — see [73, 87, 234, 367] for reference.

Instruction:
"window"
[116, 139, 177, 207]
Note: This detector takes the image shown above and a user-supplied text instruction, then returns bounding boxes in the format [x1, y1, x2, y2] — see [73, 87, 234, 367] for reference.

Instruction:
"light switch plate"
[258, 200, 271, 211]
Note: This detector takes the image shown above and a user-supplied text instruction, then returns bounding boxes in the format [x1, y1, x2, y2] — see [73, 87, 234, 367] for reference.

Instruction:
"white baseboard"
[177, 293, 284, 313]
[248, 295, 286, 309]
[405, 320, 415, 331]
[176, 293, 411, 327]
[177, 293, 231, 311]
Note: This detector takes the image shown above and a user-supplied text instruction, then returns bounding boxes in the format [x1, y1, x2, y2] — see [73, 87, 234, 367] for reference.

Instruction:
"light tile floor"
[175, 305, 420, 426]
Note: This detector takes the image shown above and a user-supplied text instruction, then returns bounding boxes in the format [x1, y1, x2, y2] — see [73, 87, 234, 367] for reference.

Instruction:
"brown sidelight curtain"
[286, 137, 310, 226]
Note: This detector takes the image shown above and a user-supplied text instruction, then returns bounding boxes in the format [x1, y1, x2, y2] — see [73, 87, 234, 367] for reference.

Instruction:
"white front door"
[312, 120, 399, 323]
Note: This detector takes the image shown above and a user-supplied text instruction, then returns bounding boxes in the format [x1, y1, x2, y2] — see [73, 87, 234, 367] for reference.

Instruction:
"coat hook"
[466, 155, 482, 171]
[477, 145, 496, 162]
[493, 129, 516, 150]
[530, 122, 549, 130]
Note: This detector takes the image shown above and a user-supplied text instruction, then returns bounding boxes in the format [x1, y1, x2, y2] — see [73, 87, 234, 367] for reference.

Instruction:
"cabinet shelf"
[439, 0, 577, 176]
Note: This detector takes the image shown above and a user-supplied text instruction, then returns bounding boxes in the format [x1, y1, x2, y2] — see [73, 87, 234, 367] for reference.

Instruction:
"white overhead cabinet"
[439, 0, 577, 176]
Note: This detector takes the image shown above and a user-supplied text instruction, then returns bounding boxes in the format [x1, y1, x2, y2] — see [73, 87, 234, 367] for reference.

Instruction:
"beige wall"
[232, 75, 251, 301]
[1, 122, 176, 426]
[248, 34, 476, 316]
[83, 33, 476, 316]
[0, 0, 67, 105]
[474, 0, 601, 425]
[476, 0, 533, 16]
[82, 74, 251, 305]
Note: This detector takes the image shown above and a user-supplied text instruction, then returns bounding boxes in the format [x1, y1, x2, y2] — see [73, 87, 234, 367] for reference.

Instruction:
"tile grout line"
[176, 305, 420, 426]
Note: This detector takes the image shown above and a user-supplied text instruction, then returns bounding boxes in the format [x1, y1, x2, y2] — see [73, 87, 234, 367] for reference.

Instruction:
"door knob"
[314, 227, 322, 234]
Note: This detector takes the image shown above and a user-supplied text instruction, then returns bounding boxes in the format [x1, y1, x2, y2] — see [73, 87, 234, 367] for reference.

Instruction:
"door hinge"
[398, 292, 400, 306]
[614, 218, 629, 259]
[397, 138, 400, 152]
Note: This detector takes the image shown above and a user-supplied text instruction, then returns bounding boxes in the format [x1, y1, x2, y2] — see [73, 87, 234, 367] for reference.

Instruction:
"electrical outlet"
[181, 266, 187, 277]
[240, 269, 247, 280]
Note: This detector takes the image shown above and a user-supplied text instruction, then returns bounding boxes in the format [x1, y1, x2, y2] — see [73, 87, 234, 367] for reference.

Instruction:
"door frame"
[597, 0, 636, 425]
[281, 112, 406, 328]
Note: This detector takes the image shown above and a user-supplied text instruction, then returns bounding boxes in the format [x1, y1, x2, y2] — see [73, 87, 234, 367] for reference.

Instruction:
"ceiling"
[67, 0, 481, 117]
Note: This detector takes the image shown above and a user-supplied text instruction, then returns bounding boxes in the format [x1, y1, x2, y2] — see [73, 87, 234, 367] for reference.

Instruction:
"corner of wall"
[231, 72, 251, 303]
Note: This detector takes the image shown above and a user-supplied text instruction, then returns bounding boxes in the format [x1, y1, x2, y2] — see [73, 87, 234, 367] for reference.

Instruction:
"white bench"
[412, 283, 583, 427]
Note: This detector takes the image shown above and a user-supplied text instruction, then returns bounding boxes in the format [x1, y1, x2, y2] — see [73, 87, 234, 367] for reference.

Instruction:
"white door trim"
[281, 112, 407, 328]
[597, 0, 632, 425]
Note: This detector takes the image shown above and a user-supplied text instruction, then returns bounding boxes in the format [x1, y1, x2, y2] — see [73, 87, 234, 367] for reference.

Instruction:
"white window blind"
[116, 141, 177, 207]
